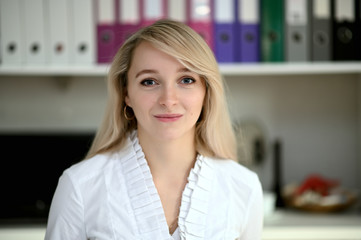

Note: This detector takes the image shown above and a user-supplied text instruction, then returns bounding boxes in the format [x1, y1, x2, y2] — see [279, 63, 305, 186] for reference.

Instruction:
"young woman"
[45, 19, 263, 240]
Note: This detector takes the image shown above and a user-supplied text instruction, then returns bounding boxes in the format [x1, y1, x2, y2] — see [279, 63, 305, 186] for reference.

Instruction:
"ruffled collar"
[119, 131, 215, 240]
[178, 153, 214, 239]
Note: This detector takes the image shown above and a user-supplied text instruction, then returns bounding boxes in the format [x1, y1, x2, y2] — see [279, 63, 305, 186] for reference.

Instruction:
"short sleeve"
[45, 172, 87, 240]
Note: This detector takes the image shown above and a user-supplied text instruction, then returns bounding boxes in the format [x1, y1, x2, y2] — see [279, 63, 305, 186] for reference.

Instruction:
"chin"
[155, 128, 194, 142]
[156, 131, 183, 141]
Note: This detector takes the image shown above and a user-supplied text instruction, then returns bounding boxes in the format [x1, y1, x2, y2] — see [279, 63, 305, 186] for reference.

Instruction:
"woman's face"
[126, 41, 206, 142]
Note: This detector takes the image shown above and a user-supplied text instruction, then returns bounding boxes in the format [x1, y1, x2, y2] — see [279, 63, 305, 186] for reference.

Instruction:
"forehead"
[129, 41, 182, 71]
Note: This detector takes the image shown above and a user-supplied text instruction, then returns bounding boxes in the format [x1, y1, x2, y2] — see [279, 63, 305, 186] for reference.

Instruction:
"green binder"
[261, 0, 284, 62]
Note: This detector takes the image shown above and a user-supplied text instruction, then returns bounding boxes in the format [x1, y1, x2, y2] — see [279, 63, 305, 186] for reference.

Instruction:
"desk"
[263, 210, 361, 240]
[0, 211, 360, 240]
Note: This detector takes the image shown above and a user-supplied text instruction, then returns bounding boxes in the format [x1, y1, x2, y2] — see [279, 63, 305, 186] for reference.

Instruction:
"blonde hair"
[86, 19, 236, 160]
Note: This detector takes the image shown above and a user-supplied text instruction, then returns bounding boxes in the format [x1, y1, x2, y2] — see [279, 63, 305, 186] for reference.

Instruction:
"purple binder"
[239, 24, 260, 62]
[214, 0, 237, 62]
[214, 24, 236, 62]
[236, 0, 260, 63]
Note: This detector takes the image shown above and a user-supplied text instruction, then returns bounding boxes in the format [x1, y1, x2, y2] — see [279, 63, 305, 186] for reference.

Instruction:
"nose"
[158, 84, 178, 108]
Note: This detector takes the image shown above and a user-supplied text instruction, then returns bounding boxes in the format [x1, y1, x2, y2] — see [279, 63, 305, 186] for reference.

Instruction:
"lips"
[154, 114, 183, 122]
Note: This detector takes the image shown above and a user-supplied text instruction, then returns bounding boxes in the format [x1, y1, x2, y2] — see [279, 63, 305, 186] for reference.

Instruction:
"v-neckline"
[120, 131, 214, 239]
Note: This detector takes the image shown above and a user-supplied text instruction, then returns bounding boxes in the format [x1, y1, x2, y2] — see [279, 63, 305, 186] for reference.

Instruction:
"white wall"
[226, 74, 358, 190]
[0, 76, 107, 132]
[0, 74, 359, 190]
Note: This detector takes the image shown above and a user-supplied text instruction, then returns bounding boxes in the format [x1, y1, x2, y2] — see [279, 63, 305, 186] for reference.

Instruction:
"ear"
[124, 94, 132, 107]
[123, 76, 132, 107]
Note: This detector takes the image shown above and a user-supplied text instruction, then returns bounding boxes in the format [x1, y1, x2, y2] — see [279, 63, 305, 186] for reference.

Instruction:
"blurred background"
[0, 0, 361, 239]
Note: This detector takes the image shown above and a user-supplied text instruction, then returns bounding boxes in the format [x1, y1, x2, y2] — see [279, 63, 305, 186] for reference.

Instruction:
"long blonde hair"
[86, 19, 236, 160]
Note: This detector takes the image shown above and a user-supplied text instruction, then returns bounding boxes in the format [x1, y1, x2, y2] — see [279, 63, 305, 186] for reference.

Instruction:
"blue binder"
[236, 0, 260, 62]
[214, 0, 237, 62]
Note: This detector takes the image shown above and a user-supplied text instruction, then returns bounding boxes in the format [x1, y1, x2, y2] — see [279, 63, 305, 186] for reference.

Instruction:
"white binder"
[23, 0, 47, 65]
[71, 0, 95, 65]
[47, 0, 71, 65]
[0, 0, 24, 65]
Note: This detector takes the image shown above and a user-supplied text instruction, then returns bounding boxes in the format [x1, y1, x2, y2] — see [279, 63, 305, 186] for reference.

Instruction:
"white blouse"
[45, 132, 263, 240]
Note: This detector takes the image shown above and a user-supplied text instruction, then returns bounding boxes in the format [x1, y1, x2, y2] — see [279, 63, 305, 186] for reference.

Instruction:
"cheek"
[128, 92, 156, 113]
[187, 92, 206, 115]
[125, 86, 145, 108]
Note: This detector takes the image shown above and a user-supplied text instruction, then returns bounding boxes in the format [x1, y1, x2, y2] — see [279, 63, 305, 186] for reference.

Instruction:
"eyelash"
[180, 77, 196, 85]
[140, 79, 157, 86]
[140, 77, 196, 87]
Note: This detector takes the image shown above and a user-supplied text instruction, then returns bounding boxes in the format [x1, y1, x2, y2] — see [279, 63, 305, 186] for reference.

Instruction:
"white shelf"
[220, 62, 361, 76]
[0, 64, 110, 77]
[263, 227, 361, 240]
[0, 62, 361, 77]
[0, 226, 45, 240]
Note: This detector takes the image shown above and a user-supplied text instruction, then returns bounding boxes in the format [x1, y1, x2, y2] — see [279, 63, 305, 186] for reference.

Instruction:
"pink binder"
[117, 0, 141, 47]
[96, 0, 117, 63]
[140, 0, 167, 27]
[187, 0, 214, 50]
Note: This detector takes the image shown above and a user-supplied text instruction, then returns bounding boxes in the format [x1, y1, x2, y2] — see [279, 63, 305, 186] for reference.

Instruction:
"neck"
[137, 129, 197, 178]
[136, 129, 197, 234]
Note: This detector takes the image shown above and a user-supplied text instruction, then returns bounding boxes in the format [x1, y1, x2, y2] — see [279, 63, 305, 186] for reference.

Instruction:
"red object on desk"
[295, 174, 339, 196]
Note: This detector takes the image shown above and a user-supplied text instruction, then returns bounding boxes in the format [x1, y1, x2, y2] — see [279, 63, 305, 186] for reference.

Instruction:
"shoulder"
[62, 138, 134, 186]
[64, 153, 115, 181]
[206, 156, 260, 187]
[203, 156, 263, 202]
[201, 156, 263, 237]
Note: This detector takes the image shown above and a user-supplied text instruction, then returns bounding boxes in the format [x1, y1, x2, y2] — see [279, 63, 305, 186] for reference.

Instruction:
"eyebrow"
[178, 67, 192, 73]
[135, 69, 158, 78]
[135, 67, 192, 78]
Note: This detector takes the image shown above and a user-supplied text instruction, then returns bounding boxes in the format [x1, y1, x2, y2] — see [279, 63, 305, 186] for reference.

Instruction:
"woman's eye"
[180, 77, 195, 85]
[140, 79, 157, 86]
